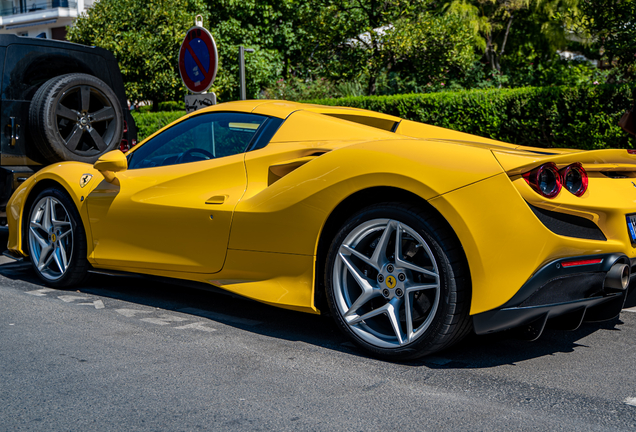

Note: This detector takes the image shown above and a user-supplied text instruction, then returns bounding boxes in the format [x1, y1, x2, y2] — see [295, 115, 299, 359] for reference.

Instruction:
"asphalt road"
[1, 232, 636, 431]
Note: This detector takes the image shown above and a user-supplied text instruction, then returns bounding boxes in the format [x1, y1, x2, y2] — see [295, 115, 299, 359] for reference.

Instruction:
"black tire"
[25, 187, 89, 287]
[29, 73, 124, 163]
[325, 203, 472, 360]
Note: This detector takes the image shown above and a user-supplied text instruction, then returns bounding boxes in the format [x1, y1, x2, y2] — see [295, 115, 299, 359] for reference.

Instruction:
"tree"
[296, 0, 481, 95]
[202, 0, 300, 100]
[443, 0, 582, 73]
[580, 0, 636, 79]
[68, 0, 210, 109]
[385, 12, 481, 90]
[298, 0, 419, 95]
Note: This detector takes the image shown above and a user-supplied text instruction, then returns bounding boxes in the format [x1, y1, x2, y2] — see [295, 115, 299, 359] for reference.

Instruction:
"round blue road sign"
[179, 26, 218, 94]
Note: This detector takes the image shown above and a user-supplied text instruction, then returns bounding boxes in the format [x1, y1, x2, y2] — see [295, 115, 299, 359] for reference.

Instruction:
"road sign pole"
[239, 46, 246, 100]
[239, 46, 254, 100]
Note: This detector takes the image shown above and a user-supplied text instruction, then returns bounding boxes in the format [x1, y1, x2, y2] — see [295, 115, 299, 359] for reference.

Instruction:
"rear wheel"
[26, 188, 89, 287]
[325, 203, 471, 360]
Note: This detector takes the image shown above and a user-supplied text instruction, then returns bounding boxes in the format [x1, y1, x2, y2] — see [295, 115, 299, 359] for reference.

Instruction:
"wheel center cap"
[50, 232, 57, 243]
[80, 117, 88, 126]
[385, 275, 397, 289]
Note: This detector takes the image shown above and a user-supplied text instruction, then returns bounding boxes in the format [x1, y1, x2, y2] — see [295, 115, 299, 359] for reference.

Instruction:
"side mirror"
[94, 150, 127, 184]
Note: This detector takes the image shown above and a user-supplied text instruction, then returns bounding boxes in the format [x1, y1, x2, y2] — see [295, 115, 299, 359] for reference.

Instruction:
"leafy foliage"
[308, 84, 636, 149]
[580, 0, 636, 80]
[70, 0, 635, 103]
[133, 85, 635, 149]
[131, 111, 183, 141]
[202, 0, 302, 100]
[67, 0, 210, 109]
[291, 0, 481, 95]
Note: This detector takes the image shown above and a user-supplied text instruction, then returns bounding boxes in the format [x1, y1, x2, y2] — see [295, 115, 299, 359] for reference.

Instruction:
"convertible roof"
[203, 100, 401, 131]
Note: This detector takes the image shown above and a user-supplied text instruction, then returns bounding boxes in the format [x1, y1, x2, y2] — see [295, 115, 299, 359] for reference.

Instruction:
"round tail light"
[560, 163, 588, 197]
[120, 139, 130, 152]
[523, 163, 562, 198]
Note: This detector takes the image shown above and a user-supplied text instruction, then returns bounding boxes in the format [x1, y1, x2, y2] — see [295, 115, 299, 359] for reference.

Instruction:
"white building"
[0, 0, 93, 40]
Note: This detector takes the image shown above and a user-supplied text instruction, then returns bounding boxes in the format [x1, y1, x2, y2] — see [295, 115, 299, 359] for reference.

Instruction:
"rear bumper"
[473, 253, 632, 335]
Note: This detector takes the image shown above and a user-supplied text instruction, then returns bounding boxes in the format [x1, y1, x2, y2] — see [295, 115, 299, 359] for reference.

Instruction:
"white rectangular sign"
[185, 92, 217, 113]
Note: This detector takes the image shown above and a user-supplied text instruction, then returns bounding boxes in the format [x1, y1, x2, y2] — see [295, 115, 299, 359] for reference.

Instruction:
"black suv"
[0, 34, 136, 224]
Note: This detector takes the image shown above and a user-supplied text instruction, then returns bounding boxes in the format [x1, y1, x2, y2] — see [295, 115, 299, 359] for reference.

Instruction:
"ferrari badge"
[80, 173, 93, 188]
[385, 275, 397, 289]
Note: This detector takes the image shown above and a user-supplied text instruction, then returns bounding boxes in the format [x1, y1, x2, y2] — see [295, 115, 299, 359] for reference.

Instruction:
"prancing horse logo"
[80, 173, 93, 188]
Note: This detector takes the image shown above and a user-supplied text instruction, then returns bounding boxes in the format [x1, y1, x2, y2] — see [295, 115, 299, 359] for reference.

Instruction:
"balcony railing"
[1, 1, 77, 17]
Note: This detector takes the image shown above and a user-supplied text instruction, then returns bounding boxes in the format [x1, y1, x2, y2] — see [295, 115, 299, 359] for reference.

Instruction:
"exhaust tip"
[605, 263, 630, 290]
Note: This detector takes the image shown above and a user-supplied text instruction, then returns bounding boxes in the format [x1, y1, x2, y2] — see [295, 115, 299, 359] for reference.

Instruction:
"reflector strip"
[561, 258, 603, 267]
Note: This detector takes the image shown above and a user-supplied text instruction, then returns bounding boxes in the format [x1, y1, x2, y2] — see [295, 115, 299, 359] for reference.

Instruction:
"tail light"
[523, 163, 562, 198]
[560, 163, 588, 196]
[120, 139, 130, 152]
[524, 162, 589, 198]
[561, 258, 603, 267]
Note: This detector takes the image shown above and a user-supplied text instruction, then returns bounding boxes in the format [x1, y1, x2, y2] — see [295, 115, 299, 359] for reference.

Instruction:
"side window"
[128, 112, 267, 169]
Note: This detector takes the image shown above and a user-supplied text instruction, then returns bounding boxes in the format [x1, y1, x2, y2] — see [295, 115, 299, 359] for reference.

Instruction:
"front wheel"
[325, 203, 472, 360]
[26, 188, 89, 287]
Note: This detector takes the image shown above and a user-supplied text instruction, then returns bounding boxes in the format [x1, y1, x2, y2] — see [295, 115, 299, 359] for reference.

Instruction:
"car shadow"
[1, 232, 634, 368]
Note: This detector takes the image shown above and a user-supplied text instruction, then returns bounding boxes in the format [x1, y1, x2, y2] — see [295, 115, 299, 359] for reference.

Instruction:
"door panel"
[86, 155, 246, 273]
[85, 111, 269, 274]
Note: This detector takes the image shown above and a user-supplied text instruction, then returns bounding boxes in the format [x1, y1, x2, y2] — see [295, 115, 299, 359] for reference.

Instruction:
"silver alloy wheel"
[28, 196, 74, 281]
[332, 218, 440, 349]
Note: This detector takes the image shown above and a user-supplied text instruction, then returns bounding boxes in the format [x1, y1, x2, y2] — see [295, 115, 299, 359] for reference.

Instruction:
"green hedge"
[308, 85, 636, 150]
[131, 111, 184, 141]
[131, 85, 635, 149]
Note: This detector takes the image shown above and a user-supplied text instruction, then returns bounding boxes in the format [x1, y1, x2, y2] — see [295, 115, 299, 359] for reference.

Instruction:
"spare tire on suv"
[29, 73, 124, 164]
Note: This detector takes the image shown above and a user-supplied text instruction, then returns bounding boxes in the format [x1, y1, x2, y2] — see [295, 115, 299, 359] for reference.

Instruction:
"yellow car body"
[7, 100, 636, 359]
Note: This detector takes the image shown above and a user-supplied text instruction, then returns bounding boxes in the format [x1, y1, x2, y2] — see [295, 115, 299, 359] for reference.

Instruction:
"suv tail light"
[120, 139, 130, 152]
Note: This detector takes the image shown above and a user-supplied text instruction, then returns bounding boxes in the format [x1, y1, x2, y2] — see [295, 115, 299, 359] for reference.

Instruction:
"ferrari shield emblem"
[80, 173, 93, 188]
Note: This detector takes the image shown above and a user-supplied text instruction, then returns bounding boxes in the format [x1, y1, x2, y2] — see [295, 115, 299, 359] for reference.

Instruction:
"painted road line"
[26, 288, 56, 296]
[140, 314, 189, 325]
[624, 307, 636, 313]
[177, 307, 262, 326]
[58, 295, 104, 309]
[76, 300, 105, 309]
[174, 322, 216, 332]
[115, 308, 152, 318]
[58, 295, 90, 303]
[624, 397, 636, 407]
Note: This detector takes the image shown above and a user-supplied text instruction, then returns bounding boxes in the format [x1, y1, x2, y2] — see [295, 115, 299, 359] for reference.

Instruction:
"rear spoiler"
[493, 148, 636, 176]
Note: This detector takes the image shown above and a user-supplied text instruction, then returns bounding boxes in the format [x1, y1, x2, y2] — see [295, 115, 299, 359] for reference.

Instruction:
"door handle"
[205, 195, 227, 205]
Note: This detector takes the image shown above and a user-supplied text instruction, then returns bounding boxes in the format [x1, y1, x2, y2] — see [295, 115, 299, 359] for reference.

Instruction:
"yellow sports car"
[6, 100, 636, 360]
